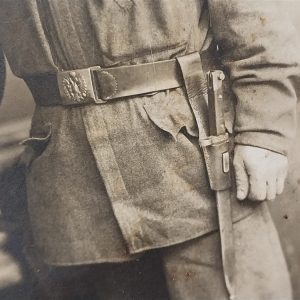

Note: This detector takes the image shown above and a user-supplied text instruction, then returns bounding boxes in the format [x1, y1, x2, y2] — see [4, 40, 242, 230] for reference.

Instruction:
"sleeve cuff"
[234, 132, 289, 156]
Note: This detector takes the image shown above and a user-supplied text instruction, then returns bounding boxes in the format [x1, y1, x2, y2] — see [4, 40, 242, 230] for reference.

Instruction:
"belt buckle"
[57, 67, 107, 105]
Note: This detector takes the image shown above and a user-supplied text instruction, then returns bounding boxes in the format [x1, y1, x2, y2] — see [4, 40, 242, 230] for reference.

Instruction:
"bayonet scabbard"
[202, 71, 231, 192]
[206, 71, 235, 300]
[176, 53, 235, 299]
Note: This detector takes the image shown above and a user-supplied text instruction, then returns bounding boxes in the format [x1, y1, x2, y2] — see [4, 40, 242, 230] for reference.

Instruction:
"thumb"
[233, 157, 249, 200]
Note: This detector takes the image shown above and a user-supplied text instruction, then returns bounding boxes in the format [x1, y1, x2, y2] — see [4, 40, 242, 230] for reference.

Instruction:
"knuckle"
[249, 188, 266, 201]
[277, 186, 284, 195]
[237, 186, 245, 193]
[256, 194, 266, 201]
[267, 194, 276, 201]
[235, 176, 245, 186]
[277, 189, 283, 195]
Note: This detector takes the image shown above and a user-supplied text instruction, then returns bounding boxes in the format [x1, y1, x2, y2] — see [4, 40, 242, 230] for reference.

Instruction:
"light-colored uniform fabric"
[37, 204, 292, 300]
[162, 203, 292, 300]
[0, 1, 299, 266]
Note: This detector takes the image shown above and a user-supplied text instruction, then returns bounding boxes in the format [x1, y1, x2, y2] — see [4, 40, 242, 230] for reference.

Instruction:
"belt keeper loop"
[200, 132, 229, 147]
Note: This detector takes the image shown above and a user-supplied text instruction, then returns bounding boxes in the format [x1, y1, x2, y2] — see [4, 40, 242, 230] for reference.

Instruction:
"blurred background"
[0, 1, 300, 299]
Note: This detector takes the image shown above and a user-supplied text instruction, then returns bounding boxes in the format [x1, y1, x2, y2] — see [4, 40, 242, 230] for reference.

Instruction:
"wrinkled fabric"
[208, 1, 300, 155]
[162, 203, 292, 300]
[0, 0, 299, 265]
[29, 204, 292, 300]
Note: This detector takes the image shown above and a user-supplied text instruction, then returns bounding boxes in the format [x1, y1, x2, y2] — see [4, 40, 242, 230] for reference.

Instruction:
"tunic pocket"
[143, 89, 198, 140]
[20, 124, 52, 168]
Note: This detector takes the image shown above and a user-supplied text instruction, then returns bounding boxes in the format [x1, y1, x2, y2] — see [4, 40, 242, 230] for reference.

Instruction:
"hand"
[233, 145, 288, 201]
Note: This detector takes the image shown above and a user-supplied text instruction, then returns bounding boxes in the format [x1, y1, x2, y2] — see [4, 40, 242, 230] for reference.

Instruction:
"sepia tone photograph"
[0, 1, 300, 299]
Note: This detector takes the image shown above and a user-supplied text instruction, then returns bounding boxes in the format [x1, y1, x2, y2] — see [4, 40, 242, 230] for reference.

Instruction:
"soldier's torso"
[0, 0, 206, 76]
[0, 0, 257, 265]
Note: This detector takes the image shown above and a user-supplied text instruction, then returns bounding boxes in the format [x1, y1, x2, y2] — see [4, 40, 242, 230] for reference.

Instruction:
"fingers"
[248, 177, 266, 201]
[243, 174, 286, 201]
[234, 165, 284, 202]
[233, 145, 288, 202]
[277, 170, 287, 195]
[266, 178, 277, 201]
[233, 159, 249, 200]
[245, 174, 284, 201]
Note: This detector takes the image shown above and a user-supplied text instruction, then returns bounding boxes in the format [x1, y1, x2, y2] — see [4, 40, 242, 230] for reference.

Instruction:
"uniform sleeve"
[0, 47, 5, 103]
[208, 0, 300, 155]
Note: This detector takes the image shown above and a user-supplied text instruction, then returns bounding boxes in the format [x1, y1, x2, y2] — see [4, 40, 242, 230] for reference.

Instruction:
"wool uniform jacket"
[0, 0, 299, 266]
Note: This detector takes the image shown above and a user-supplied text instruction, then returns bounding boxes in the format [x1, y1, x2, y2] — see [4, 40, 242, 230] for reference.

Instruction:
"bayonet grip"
[207, 71, 226, 136]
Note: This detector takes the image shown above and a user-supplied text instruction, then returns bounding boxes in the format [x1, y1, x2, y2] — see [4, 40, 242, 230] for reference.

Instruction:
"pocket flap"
[143, 90, 198, 140]
[21, 124, 52, 151]
[20, 124, 52, 168]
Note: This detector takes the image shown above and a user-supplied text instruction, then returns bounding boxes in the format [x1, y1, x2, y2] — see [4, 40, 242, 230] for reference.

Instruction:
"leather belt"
[25, 59, 184, 106]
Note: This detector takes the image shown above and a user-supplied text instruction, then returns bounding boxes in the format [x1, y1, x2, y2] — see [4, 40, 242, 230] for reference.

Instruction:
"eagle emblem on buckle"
[62, 71, 88, 103]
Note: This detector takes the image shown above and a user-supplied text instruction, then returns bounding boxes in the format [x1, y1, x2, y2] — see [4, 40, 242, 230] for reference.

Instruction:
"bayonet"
[207, 71, 235, 300]
[176, 53, 235, 300]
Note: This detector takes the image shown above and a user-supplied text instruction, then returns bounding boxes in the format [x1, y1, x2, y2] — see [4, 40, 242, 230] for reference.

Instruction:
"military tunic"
[0, 0, 299, 265]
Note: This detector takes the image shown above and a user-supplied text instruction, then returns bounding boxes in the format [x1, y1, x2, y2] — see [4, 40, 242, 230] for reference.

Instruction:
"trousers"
[36, 203, 291, 300]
